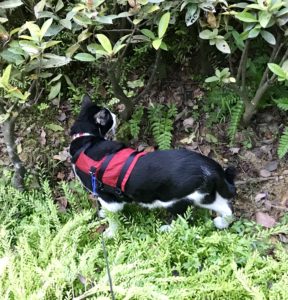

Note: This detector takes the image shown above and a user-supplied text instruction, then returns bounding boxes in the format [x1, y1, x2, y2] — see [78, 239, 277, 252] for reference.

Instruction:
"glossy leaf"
[74, 53, 96, 62]
[34, 0, 46, 18]
[152, 38, 162, 50]
[96, 34, 112, 54]
[40, 18, 53, 39]
[158, 12, 170, 39]
[1, 65, 12, 86]
[215, 39, 231, 54]
[48, 81, 61, 100]
[259, 11, 272, 28]
[260, 30, 276, 45]
[185, 5, 200, 26]
[235, 12, 257, 23]
[0, 0, 23, 9]
[268, 63, 286, 78]
[141, 29, 155, 39]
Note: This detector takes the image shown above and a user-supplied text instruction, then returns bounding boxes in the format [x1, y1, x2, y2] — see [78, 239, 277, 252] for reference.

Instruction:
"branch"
[258, 39, 283, 88]
[236, 40, 250, 84]
[133, 50, 161, 102]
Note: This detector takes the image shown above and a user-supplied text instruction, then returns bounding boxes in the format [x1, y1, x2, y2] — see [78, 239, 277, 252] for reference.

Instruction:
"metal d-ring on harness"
[90, 170, 115, 300]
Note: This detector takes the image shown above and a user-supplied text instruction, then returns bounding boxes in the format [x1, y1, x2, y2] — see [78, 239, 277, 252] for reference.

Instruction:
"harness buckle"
[115, 187, 122, 196]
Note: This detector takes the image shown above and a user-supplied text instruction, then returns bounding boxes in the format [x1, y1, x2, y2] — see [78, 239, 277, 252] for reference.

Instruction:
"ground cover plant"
[1, 180, 288, 300]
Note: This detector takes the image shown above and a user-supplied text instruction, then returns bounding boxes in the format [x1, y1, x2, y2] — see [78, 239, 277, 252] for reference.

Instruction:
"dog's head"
[70, 94, 116, 138]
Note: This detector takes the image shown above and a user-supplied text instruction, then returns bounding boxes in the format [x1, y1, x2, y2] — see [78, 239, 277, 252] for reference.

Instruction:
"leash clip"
[90, 167, 98, 197]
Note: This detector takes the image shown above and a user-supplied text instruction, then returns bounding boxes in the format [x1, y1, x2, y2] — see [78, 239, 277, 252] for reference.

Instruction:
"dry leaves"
[255, 212, 276, 228]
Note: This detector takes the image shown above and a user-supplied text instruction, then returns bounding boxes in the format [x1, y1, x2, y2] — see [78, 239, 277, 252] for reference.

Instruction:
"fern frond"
[278, 127, 288, 158]
[129, 106, 144, 139]
[274, 98, 288, 111]
[228, 101, 244, 143]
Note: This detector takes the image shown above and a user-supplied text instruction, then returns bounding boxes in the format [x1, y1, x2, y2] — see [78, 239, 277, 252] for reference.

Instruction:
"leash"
[91, 172, 115, 300]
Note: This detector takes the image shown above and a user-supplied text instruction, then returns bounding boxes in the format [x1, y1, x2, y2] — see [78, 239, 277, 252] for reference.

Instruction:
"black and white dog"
[70, 95, 236, 235]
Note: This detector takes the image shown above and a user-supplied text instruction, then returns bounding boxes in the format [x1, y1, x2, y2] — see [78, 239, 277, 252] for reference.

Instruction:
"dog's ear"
[81, 94, 92, 111]
[94, 108, 111, 126]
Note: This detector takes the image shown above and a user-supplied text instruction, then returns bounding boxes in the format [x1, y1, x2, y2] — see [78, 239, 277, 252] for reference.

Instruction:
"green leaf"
[159, 41, 168, 51]
[185, 4, 200, 26]
[95, 15, 117, 24]
[34, 0, 46, 18]
[248, 26, 261, 38]
[66, 43, 80, 58]
[40, 54, 71, 68]
[96, 34, 112, 54]
[232, 30, 245, 50]
[268, 63, 286, 78]
[41, 40, 61, 50]
[48, 74, 62, 84]
[46, 123, 64, 131]
[59, 19, 71, 30]
[48, 81, 61, 100]
[1, 65, 12, 86]
[40, 18, 53, 38]
[152, 38, 162, 50]
[205, 76, 219, 83]
[113, 44, 126, 54]
[55, 0, 64, 12]
[141, 29, 155, 39]
[0, 0, 23, 9]
[158, 12, 170, 39]
[235, 12, 257, 23]
[199, 29, 213, 39]
[73, 14, 92, 27]
[282, 60, 288, 72]
[74, 53, 96, 62]
[259, 11, 272, 28]
[77, 29, 92, 43]
[19, 41, 40, 55]
[260, 30, 276, 45]
[215, 39, 231, 54]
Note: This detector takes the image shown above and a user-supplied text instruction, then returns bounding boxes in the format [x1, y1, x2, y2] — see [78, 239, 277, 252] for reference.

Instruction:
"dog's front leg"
[97, 197, 124, 238]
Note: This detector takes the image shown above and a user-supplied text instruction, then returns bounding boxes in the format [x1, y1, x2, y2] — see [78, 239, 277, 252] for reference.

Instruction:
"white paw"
[159, 224, 173, 232]
[103, 221, 118, 239]
[213, 216, 230, 229]
[98, 209, 106, 219]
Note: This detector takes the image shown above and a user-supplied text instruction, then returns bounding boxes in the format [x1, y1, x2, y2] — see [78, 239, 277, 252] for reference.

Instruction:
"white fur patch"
[139, 199, 178, 209]
[186, 190, 207, 203]
[97, 197, 125, 212]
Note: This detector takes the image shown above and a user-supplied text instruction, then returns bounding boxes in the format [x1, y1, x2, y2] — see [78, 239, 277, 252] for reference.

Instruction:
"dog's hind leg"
[188, 191, 234, 229]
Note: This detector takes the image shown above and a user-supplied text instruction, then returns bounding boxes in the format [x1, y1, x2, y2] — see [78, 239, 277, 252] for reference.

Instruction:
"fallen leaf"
[279, 234, 288, 244]
[207, 12, 217, 28]
[180, 133, 195, 144]
[56, 196, 68, 212]
[229, 147, 240, 154]
[57, 172, 65, 180]
[264, 161, 278, 172]
[17, 143, 22, 154]
[255, 212, 276, 228]
[53, 148, 70, 162]
[57, 112, 67, 122]
[259, 169, 271, 178]
[255, 192, 267, 202]
[202, 145, 211, 156]
[183, 117, 194, 130]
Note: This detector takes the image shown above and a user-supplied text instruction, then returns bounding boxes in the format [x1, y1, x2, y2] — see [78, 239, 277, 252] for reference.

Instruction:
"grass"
[0, 180, 288, 300]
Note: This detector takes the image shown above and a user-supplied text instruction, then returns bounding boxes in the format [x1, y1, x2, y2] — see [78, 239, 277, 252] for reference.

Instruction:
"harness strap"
[71, 142, 91, 164]
[116, 151, 138, 192]
[98, 153, 116, 182]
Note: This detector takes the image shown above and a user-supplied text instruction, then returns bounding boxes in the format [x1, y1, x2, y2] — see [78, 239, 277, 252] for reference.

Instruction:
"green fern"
[274, 97, 288, 111]
[228, 100, 244, 143]
[148, 104, 177, 150]
[278, 127, 288, 158]
[129, 106, 144, 139]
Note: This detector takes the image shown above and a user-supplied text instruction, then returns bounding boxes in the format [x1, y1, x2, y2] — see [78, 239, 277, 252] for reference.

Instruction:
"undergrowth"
[1, 181, 288, 300]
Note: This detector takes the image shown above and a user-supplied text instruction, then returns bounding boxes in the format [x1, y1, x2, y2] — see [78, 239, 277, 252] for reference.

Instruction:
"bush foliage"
[1, 181, 288, 299]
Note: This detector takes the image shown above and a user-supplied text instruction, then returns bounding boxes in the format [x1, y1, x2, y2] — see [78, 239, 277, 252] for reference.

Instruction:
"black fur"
[70, 96, 237, 226]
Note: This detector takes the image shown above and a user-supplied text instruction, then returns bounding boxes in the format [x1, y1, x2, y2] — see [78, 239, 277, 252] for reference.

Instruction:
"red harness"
[75, 148, 147, 193]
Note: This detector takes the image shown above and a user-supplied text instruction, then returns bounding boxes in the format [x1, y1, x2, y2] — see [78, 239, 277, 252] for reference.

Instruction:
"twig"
[235, 174, 288, 185]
